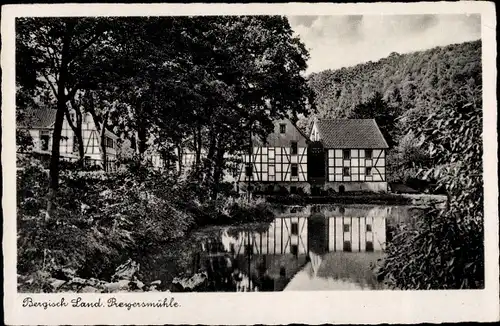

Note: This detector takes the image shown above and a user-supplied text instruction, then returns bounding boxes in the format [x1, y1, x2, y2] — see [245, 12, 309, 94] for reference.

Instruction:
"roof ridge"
[370, 118, 389, 148]
[315, 118, 389, 149]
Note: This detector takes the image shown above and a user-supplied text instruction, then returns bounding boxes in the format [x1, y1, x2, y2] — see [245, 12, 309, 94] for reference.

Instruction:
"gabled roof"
[315, 119, 389, 149]
[20, 108, 56, 128]
[253, 119, 309, 147]
[19, 108, 118, 139]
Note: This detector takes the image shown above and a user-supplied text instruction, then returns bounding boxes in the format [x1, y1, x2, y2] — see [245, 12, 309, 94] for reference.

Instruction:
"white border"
[2, 2, 498, 325]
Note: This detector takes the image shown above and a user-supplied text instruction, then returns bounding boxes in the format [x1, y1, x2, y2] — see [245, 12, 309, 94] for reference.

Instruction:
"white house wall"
[310, 123, 320, 141]
[329, 216, 386, 252]
[221, 217, 309, 256]
[327, 149, 386, 182]
[238, 146, 308, 183]
[28, 112, 117, 166]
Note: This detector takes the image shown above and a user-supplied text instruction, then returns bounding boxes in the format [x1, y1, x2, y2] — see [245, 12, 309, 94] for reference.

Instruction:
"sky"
[288, 14, 481, 74]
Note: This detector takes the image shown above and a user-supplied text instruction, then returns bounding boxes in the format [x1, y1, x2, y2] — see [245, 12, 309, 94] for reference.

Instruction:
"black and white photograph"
[2, 2, 498, 325]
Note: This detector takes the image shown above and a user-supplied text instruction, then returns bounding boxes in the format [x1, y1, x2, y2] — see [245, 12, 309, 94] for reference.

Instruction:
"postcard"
[2, 2, 498, 324]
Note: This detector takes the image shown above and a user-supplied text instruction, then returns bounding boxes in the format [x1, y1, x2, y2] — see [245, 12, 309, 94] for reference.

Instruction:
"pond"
[140, 204, 422, 292]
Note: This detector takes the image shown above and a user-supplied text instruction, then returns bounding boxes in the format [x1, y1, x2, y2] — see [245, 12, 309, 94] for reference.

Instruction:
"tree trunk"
[203, 130, 217, 190]
[47, 102, 66, 216]
[135, 125, 148, 161]
[76, 127, 85, 168]
[194, 125, 202, 172]
[247, 122, 253, 203]
[176, 144, 183, 177]
[66, 100, 85, 168]
[211, 144, 226, 200]
[46, 21, 75, 217]
[89, 108, 109, 172]
[99, 113, 109, 172]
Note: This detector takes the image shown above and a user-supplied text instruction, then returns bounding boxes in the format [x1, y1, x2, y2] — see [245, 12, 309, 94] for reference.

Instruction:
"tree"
[65, 95, 85, 166]
[349, 91, 398, 147]
[16, 17, 115, 215]
[379, 83, 483, 289]
[185, 16, 314, 199]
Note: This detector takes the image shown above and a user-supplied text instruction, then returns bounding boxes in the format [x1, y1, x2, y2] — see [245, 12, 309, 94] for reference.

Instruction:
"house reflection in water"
[192, 205, 388, 292]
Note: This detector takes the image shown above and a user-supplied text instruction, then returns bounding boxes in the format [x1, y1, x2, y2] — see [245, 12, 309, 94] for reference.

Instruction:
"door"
[307, 141, 326, 185]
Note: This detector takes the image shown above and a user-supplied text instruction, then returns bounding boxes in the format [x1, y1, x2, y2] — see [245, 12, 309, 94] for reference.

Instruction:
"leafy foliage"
[350, 91, 400, 147]
[381, 206, 483, 289]
[17, 160, 275, 283]
[308, 39, 484, 289]
[377, 71, 483, 289]
[308, 40, 481, 121]
[16, 16, 314, 206]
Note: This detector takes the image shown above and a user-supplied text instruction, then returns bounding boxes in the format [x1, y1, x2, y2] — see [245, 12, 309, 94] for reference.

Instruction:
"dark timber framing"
[327, 148, 386, 182]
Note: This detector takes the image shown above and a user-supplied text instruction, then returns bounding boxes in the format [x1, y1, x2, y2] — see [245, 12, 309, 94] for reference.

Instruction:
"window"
[365, 167, 372, 176]
[291, 222, 299, 235]
[343, 241, 352, 252]
[366, 224, 372, 232]
[291, 164, 298, 177]
[279, 123, 286, 134]
[40, 131, 50, 151]
[291, 141, 298, 155]
[343, 167, 350, 176]
[343, 149, 350, 160]
[365, 149, 373, 159]
[366, 241, 374, 252]
[343, 224, 350, 232]
[245, 164, 253, 176]
[105, 137, 114, 149]
[268, 148, 275, 160]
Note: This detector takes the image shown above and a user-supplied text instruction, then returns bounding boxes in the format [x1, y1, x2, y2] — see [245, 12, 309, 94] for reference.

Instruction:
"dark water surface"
[142, 205, 420, 292]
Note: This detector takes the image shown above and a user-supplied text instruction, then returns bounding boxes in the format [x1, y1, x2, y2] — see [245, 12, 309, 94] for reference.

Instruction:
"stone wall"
[322, 181, 388, 193]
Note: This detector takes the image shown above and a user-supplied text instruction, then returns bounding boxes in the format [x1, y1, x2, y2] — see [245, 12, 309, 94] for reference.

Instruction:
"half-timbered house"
[237, 119, 310, 194]
[309, 119, 389, 193]
[19, 108, 118, 171]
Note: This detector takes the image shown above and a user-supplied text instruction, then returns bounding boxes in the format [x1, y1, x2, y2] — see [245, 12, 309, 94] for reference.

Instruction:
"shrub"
[379, 205, 483, 289]
[223, 197, 274, 224]
[17, 166, 195, 281]
[379, 84, 483, 289]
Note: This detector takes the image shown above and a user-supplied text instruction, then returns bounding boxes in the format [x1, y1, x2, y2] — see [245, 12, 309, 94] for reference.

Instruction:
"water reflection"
[182, 205, 395, 292]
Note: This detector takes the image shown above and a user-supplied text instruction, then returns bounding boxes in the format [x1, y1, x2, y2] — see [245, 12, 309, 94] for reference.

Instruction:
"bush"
[223, 197, 274, 224]
[378, 205, 483, 289]
[17, 165, 195, 281]
[378, 83, 484, 289]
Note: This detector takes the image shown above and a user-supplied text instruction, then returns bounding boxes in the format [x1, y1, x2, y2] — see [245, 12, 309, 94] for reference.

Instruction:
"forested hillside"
[307, 39, 481, 120]
[304, 40, 482, 185]
[306, 40, 484, 289]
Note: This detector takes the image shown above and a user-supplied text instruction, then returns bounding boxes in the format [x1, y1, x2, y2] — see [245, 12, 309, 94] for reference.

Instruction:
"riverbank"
[17, 160, 448, 293]
[264, 192, 447, 207]
[19, 199, 425, 293]
[16, 162, 276, 293]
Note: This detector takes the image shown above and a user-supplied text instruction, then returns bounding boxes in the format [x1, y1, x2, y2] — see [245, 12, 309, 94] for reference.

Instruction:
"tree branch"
[65, 84, 81, 101]
[40, 70, 59, 99]
[68, 29, 106, 64]
[64, 99, 79, 131]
